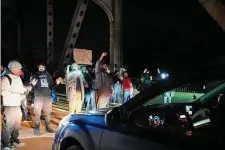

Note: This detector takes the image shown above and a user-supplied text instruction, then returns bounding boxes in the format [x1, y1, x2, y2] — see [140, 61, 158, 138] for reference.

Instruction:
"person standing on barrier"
[66, 63, 88, 114]
[1, 60, 32, 149]
[31, 63, 61, 136]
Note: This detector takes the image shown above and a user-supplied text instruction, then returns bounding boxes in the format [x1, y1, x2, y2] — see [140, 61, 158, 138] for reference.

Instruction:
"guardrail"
[55, 78, 206, 98]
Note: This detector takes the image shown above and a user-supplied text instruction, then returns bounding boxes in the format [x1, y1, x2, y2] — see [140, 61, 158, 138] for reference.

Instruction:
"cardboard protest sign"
[73, 48, 92, 65]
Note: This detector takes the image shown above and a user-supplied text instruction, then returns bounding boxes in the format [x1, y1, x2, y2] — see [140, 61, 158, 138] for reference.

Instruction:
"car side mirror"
[105, 107, 124, 127]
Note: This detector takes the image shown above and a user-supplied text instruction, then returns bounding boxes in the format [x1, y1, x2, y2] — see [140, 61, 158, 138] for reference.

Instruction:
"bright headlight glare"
[161, 73, 166, 79]
[58, 115, 70, 128]
[161, 73, 169, 79]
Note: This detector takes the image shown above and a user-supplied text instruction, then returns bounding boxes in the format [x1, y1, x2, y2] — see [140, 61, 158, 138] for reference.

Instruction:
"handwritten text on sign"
[73, 49, 92, 65]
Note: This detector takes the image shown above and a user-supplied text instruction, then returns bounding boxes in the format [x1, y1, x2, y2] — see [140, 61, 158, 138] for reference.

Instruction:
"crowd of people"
[65, 52, 134, 114]
[1, 60, 62, 150]
[0, 52, 157, 150]
[0, 52, 141, 150]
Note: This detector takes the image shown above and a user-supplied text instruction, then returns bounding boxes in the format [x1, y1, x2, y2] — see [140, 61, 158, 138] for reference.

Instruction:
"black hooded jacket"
[32, 71, 53, 97]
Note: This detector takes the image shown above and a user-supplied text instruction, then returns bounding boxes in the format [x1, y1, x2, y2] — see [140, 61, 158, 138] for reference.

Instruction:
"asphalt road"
[10, 88, 140, 150]
[12, 100, 68, 150]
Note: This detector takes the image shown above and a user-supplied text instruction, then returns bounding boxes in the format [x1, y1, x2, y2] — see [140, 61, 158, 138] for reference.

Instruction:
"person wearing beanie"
[1, 60, 32, 150]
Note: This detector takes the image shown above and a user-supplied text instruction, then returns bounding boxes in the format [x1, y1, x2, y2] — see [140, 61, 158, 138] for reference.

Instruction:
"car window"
[143, 80, 225, 105]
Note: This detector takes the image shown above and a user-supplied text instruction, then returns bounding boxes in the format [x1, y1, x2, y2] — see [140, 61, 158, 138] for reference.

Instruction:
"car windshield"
[144, 80, 225, 105]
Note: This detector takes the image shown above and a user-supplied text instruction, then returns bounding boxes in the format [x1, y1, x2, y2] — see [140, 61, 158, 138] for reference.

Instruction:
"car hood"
[65, 106, 120, 127]
[79, 107, 114, 115]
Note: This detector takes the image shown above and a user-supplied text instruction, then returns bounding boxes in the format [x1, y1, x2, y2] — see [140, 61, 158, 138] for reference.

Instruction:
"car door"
[100, 126, 179, 150]
[100, 107, 187, 150]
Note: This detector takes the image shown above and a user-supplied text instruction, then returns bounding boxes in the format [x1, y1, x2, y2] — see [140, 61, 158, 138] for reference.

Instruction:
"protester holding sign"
[65, 63, 88, 114]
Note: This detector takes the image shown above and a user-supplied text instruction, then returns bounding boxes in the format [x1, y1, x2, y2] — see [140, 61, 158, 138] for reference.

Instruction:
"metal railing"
[55, 78, 207, 98]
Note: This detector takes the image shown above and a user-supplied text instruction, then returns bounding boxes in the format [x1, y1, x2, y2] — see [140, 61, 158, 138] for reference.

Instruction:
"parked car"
[53, 71, 225, 150]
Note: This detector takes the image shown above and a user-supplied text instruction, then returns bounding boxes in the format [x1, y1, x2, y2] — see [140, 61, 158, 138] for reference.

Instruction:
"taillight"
[185, 130, 192, 136]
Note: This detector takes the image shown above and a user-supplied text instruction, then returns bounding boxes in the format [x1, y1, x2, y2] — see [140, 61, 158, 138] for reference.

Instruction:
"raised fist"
[102, 52, 107, 57]
[30, 79, 38, 86]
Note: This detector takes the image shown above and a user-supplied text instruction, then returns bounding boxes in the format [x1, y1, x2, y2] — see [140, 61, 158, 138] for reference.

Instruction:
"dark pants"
[123, 90, 131, 103]
[34, 96, 52, 129]
[85, 90, 96, 111]
[21, 98, 29, 120]
[95, 89, 101, 108]
[1, 106, 22, 147]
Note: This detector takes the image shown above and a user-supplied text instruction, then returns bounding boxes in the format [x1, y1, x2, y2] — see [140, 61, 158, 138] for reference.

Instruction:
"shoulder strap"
[4, 75, 12, 85]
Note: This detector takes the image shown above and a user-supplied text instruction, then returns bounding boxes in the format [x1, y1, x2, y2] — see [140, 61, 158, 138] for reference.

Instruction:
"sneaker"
[11, 142, 25, 147]
[9, 143, 16, 149]
[46, 127, 55, 133]
[40, 116, 45, 120]
[34, 129, 40, 136]
[23, 119, 32, 122]
[2, 147, 12, 150]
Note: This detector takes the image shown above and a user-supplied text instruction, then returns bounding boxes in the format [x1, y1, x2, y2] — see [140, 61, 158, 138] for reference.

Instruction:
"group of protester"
[1, 61, 61, 150]
[0, 52, 135, 150]
[65, 52, 134, 114]
[0, 52, 157, 150]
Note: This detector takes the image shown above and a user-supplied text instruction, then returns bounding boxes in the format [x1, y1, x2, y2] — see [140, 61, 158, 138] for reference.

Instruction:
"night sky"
[2, 0, 225, 76]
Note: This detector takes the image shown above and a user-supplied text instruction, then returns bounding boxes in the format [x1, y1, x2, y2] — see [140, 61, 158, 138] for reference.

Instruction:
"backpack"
[3, 74, 12, 85]
[1, 75, 12, 111]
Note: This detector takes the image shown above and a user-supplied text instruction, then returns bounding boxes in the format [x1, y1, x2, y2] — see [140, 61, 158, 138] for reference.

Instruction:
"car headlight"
[58, 115, 70, 128]
[161, 73, 169, 79]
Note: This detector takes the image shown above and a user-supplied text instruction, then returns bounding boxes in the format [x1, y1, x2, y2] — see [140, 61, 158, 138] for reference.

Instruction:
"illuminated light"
[157, 68, 160, 74]
[148, 115, 153, 120]
[185, 130, 192, 136]
[193, 118, 210, 127]
[160, 73, 169, 79]
[180, 115, 186, 119]
[161, 73, 166, 79]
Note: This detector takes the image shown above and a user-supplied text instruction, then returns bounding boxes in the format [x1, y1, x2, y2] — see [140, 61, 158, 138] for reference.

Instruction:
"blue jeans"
[123, 90, 131, 103]
[144, 80, 151, 88]
[113, 83, 121, 103]
[85, 90, 96, 111]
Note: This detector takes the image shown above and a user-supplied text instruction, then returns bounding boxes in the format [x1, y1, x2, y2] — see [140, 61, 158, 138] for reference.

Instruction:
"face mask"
[11, 69, 23, 76]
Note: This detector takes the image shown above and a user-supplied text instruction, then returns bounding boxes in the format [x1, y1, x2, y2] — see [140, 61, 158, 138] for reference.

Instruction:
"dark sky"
[2, 0, 225, 76]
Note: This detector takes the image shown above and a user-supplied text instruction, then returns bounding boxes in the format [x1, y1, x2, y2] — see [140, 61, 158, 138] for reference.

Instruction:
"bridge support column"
[199, 0, 225, 31]
[110, 0, 122, 69]
[59, 0, 89, 71]
[47, 0, 54, 65]
[58, 0, 123, 72]
[93, 0, 123, 69]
